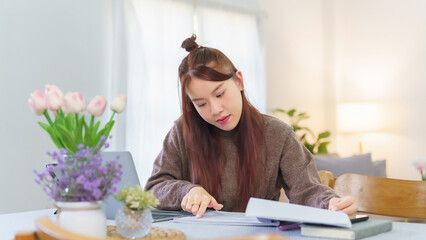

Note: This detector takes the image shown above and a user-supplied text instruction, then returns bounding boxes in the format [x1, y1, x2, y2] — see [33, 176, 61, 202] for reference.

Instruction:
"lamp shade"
[337, 102, 383, 133]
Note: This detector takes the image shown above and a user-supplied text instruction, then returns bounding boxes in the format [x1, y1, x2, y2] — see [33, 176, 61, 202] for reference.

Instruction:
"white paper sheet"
[245, 198, 352, 228]
[173, 211, 280, 226]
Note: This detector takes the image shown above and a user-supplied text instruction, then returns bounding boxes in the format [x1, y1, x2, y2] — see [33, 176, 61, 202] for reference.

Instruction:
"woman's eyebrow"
[192, 83, 225, 102]
[211, 83, 224, 94]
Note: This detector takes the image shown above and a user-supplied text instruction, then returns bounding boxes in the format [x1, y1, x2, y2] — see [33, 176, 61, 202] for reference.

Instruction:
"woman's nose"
[210, 100, 223, 115]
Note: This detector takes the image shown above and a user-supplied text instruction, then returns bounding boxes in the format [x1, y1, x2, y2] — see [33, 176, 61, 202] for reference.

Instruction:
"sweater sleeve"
[144, 121, 199, 210]
[280, 130, 338, 209]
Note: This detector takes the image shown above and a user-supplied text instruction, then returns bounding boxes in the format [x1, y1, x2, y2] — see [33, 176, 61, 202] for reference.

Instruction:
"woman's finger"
[335, 197, 355, 210]
[196, 201, 209, 218]
[342, 202, 358, 215]
[328, 198, 341, 211]
[190, 194, 202, 215]
[209, 196, 224, 210]
[185, 195, 195, 212]
[191, 202, 200, 215]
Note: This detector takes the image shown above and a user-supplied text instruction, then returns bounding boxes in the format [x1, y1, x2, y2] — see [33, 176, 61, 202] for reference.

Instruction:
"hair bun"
[181, 34, 199, 52]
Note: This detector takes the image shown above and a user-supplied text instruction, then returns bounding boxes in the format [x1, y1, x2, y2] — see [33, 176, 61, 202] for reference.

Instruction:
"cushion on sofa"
[373, 159, 387, 178]
[314, 153, 375, 177]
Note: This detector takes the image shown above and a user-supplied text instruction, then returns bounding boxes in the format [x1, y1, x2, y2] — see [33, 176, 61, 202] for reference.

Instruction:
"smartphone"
[350, 214, 369, 223]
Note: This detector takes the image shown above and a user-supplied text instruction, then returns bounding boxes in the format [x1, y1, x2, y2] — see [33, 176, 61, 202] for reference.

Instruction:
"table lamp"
[337, 102, 383, 153]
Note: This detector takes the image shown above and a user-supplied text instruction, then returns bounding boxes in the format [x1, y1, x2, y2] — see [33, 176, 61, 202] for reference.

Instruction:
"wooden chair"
[334, 173, 426, 219]
[278, 170, 335, 203]
[15, 217, 288, 240]
[318, 170, 335, 188]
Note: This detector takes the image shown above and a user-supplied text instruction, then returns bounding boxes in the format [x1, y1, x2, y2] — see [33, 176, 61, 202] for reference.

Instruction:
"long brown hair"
[178, 35, 264, 207]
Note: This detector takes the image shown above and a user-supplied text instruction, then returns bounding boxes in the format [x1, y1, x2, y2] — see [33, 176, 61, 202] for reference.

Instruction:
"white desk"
[1, 209, 426, 240]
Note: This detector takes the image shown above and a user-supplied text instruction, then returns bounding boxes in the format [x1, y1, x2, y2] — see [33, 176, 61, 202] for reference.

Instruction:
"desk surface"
[1, 209, 426, 240]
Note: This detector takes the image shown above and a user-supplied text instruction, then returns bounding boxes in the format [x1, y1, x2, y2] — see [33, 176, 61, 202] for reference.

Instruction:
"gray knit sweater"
[145, 115, 338, 212]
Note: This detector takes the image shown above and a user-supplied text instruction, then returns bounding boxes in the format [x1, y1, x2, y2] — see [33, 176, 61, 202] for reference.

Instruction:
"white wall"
[0, 0, 110, 213]
[332, 0, 426, 180]
[261, 0, 426, 180]
[261, 0, 329, 143]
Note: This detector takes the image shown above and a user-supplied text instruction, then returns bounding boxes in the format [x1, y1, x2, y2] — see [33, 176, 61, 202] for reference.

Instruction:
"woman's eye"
[217, 91, 225, 98]
[197, 103, 206, 108]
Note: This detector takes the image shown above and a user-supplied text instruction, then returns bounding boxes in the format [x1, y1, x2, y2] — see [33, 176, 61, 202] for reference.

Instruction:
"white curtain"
[196, 3, 266, 111]
[111, 0, 265, 186]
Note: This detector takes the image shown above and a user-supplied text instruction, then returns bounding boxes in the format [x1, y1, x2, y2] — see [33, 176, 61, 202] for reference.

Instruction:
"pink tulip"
[415, 162, 426, 171]
[45, 84, 63, 111]
[110, 94, 127, 113]
[63, 92, 85, 114]
[28, 90, 47, 115]
[87, 96, 107, 117]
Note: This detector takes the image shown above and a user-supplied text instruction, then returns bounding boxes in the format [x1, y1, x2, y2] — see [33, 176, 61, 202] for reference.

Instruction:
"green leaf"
[304, 142, 314, 154]
[300, 133, 307, 141]
[298, 115, 309, 120]
[91, 121, 101, 139]
[318, 131, 331, 139]
[75, 115, 84, 144]
[288, 109, 296, 117]
[38, 122, 63, 149]
[317, 141, 331, 154]
[83, 120, 93, 147]
[54, 111, 65, 125]
[56, 125, 78, 154]
[274, 108, 286, 113]
[293, 126, 301, 132]
[95, 121, 115, 145]
[65, 114, 73, 131]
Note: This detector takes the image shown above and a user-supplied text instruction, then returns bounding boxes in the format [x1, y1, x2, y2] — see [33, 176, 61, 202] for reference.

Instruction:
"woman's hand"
[181, 186, 223, 218]
[328, 196, 358, 216]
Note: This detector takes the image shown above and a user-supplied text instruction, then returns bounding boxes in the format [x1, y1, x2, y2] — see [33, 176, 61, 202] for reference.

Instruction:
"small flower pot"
[56, 201, 106, 238]
[115, 207, 152, 238]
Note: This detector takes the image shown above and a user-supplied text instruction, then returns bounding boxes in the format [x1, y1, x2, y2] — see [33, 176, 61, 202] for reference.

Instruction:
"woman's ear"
[234, 71, 244, 91]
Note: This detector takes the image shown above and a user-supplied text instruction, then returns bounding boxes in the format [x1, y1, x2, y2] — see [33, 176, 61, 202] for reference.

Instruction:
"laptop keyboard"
[151, 209, 193, 223]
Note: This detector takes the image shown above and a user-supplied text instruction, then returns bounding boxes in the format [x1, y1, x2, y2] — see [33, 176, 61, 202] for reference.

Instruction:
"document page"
[245, 198, 351, 228]
[173, 210, 280, 226]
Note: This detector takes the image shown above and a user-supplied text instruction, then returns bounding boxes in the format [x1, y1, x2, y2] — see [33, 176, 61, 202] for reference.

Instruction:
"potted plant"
[274, 108, 331, 154]
[412, 158, 426, 181]
[114, 185, 159, 238]
[30, 85, 126, 237]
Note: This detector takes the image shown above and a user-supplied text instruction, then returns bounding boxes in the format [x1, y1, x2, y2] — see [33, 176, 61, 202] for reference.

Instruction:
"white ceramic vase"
[56, 201, 106, 238]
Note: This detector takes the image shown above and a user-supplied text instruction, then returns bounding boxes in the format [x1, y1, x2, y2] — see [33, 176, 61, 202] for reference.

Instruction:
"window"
[111, 0, 265, 185]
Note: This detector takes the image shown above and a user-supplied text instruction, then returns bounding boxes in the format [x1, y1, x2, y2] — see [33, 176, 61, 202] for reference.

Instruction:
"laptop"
[102, 151, 191, 221]
[102, 151, 192, 221]
[101, 151, 140, 219]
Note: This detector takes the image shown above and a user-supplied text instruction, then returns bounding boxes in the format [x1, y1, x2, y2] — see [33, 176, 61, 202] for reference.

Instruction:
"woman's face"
[186, 71, 244, 131]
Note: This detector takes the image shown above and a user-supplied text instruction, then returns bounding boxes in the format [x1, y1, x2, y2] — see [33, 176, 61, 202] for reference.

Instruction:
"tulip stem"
[44, 111, 54, 127]
[89, 115, 94, 129]
[109, 111, 116, 122]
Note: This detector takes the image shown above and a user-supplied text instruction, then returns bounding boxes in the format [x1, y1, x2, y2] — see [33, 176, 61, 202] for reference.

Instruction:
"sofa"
[314, 153, 387, 178]
[279, 153, 386, 203]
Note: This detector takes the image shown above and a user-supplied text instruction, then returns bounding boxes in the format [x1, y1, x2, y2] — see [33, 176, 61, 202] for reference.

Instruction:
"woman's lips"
[217, 115, 230, 124]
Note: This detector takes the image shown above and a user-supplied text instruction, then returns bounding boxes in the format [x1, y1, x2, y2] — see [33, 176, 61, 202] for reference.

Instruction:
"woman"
[145, 35, 357, 218]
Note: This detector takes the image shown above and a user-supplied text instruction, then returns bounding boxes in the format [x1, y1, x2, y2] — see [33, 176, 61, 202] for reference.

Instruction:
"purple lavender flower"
[93, 189, 102, 199]
[33, 139, 123, 202]
[46, 165, 55, 173]
[76, 175, 86, 184]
